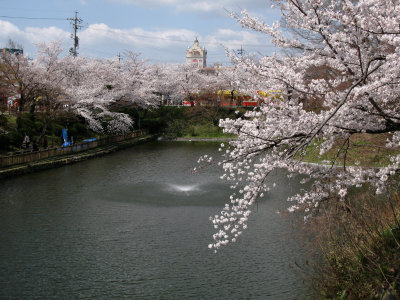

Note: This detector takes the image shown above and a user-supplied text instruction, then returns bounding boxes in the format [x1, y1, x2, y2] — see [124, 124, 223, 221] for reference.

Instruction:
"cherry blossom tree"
[208, 0, 400, 252]
[177, 64, 209, 106]
[152, 63, 186, 105]
[0, 49, 43, 128]
[59, 55, 134, 133]
[0, 42, 143, 134]
[31, 42, 69, 141]
[118, 51, 163, 107]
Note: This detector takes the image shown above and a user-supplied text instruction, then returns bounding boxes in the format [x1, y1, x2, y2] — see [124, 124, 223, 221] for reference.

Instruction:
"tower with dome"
[186, 38, 207, 68]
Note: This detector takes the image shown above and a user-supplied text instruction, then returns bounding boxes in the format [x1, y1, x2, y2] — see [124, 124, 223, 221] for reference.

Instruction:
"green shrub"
[34, 120, 44, 130]
[19, 114, 36, 136]
[141, 117, 165, 134]
[310, 188, 400, 299]
[51, 124, 64, 137]
[0, 134, 10, 150]
[187, 125, 198, 137]
[70, 122, 88, 138]
[7, 131, 24, 148]
[0, 114, 7, 127]
[166, 119, 186, 138]
[183, 123, 224, 138]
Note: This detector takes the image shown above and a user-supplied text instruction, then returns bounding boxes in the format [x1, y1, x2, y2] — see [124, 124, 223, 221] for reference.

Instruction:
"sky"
[0, 0, 281, 65]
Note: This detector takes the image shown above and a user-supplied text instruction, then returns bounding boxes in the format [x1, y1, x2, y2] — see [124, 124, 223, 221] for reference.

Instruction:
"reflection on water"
[0, 142, 311, 299]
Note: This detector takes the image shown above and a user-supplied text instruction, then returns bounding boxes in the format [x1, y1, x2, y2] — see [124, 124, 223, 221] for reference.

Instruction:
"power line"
[0, 13, 276, 61]
[82, 26, 276, 48]
[0, 15, 67, 20]
[0, 14, 276, 49]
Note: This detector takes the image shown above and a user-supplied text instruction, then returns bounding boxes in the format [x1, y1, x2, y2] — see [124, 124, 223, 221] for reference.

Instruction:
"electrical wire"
[0, 13, 277, 61]
[82, 25, 276, 48]
[0, 15, 67, 20]
[0, 14, 275, 49]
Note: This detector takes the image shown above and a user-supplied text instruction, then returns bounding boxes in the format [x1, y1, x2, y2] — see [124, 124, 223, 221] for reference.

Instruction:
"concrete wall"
[0, 130, 147, 168]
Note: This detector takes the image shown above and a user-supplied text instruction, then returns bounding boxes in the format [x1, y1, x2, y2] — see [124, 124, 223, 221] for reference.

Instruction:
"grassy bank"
[301, 133, 400, 168]
[299, 133, 400, 299]
[117, 105, 241, 139]
[309, 186, 400, 299]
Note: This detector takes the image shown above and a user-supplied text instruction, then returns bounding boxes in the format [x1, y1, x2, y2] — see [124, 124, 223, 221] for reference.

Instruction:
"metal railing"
[0, 130, 148, 168]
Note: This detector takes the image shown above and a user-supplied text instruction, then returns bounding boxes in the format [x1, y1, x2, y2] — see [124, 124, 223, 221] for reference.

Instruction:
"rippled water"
[0, 142, 311, 299]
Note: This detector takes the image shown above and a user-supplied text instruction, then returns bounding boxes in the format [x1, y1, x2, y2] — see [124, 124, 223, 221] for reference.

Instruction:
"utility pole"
[68, 11, 82, 57]
[236, 45, 245, 57]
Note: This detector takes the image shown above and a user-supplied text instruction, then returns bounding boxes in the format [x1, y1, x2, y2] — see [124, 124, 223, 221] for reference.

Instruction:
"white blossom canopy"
[207, 0, 400, 252]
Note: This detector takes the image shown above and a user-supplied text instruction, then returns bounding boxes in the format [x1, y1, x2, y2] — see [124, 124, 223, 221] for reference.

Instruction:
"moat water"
[0, 141, 311, 299]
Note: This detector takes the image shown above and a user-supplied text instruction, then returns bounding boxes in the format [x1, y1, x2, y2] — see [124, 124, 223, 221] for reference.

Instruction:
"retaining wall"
[0, 130, 147, 168]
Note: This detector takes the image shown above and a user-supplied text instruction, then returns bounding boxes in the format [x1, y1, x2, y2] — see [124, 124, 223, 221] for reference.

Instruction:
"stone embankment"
[0, 132, 157, 179]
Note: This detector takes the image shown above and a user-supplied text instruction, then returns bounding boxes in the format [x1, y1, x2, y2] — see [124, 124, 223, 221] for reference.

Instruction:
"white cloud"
[0, 21, 69, 44]
[175, 2, 218, 13]
[0, 20, 21, 36]
[81, 23, 197, 49]
[0, 20, 70, 56]
[0, 20, 26, 46]
[206, 28, 264, 49]
[0, 20, 273, 64]
[107, 0, 271, 13]
[79, 23, 272, 60]
[77, 23, 200, 62]
[25, 26, 70, 44]
[201, 28, 276, 64]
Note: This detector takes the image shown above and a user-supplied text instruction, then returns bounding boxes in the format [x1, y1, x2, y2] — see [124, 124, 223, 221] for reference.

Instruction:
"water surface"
[0, 142, 310, 299]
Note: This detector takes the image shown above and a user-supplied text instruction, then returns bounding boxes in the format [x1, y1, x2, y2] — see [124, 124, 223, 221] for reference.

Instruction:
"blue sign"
[62, 129, 68, 142]
[62, 129, 72, 146]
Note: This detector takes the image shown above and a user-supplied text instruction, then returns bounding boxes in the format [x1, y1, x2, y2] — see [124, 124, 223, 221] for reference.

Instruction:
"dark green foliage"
[69, 122, 89, 139]
[0, 112, 96, 151]
[34, 120, 43, 132]
[0, 134, 10, 150]
[116, 105, 241, 137]
[0, 114, 7, 127]
[166, 119, 186, 138]
[0, 105, 241, 152]
[7, 131, 24, 148]
[50, 124, 64, 137]
[19, 113, 37, 136]
[141, 117, 165, 134]
[311, 187, 400, 299]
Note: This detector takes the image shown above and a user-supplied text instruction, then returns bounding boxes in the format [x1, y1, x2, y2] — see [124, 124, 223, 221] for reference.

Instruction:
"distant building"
[1, 48, 23, 56]
[186, 38, 207, 68]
